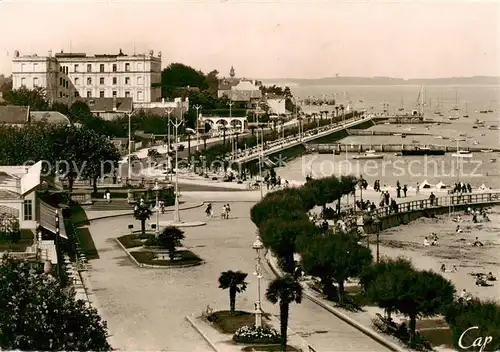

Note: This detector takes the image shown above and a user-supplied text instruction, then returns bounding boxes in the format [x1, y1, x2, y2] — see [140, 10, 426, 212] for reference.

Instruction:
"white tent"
[420, 180, 433, 189]
[479, 183, 489, 191]
[435, 181, 447, 189]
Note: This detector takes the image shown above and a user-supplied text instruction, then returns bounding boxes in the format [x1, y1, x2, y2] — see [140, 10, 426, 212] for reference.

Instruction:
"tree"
[361, 257, 415, 320]
[3, 86, 49, 110]
[444, 300, 500, 351]
[133, 202, 152, 235]
[157, 226, 185, 261]
[161, 63, 207, 98]
[302, 234, 373, 302]
[0, 213, 21, 250]
[218, 270, 248, 314]
[392, 270, 456, 346]
[0, 256, 111, 350]
[266, 275, 303, 351]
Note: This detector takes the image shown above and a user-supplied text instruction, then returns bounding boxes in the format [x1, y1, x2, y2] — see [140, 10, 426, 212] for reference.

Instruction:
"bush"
[232, 325, 281, 344]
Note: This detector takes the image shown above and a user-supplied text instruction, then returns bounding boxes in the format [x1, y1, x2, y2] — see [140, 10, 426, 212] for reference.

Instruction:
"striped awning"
[39, 200, 68, 239]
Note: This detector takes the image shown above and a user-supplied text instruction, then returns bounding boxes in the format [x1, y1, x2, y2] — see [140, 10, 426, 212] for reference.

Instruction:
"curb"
[114, 238, 206, 269]
[265, 251, 406, 352]
[185, 314, 219, 352]
[114, 238, 144, 268]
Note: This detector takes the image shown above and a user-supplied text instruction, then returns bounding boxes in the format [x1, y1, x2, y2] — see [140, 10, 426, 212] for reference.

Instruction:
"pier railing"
[368, 192, 500, 220]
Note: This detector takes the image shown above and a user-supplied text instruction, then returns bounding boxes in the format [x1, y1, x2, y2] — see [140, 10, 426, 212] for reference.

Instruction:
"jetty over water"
[308, 143, 500, 154]
[346, 130, 432, 136]
[233, 115, 374, 164]
[363, 191, 500, 234]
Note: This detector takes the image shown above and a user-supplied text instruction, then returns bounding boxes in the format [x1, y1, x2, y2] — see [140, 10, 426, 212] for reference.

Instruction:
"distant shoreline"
[261, 76, 500, 86]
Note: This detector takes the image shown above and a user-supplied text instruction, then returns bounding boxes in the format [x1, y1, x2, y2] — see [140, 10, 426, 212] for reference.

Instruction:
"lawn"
[0, 229, 34, 251]
[207, 311, 270, 334]
[130, 249, 203, 267]
[419, 328, 453, 349]
[69, 204, 90, 226]
[117, 233, 147, 248]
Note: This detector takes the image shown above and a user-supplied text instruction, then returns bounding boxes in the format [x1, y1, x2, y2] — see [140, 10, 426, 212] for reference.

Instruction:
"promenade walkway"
[84, 202, 390, 351]
[233, 115, 373, 164]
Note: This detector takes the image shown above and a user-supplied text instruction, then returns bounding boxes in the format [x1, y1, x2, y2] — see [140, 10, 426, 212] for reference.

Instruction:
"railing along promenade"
[362, 191, 500, 233]
[232, 115, 374, 164]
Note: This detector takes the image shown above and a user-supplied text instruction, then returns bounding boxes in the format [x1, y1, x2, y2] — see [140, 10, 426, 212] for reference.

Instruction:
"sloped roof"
[265, 93, 285, 100]
[30, 111, 71, 125]
[81, 97, 133, 113]
[0, 105, 29, 124]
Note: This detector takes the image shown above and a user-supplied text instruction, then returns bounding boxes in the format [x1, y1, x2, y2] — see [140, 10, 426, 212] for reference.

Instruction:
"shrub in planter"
[232, 325, 281, 344]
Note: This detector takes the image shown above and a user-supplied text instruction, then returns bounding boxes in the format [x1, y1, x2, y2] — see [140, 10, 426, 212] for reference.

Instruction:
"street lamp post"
[154, 181, 160, 236]
[252, 235, 264, 328]
[54, 210, 60, 279]
[255, 104, 264, 199]
[170, 109, 184, 223]
[227, 101, 234, 118]
[193, 104, 202, 152]
[373, 218, 381, 263]
[128, 113, 132, 181]
[165, 108, 174, 182]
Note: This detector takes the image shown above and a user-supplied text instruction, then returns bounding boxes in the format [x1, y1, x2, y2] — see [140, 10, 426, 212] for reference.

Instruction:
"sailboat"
[463, 101, 469, 118]
[451, 90, 460, 111]
[451, 140, 473, 158]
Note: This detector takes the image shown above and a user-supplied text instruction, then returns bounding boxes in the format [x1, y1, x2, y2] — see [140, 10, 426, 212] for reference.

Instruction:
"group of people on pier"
[452, 182, 473, 194]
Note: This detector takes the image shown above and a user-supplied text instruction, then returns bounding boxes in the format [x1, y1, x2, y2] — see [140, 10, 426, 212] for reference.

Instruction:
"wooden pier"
[308, 143, 500, 154]
[346, 130, 432, 136]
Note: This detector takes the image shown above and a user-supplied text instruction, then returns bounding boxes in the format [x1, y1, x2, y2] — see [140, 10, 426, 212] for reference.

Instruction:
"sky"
[0, 0, 499, 79]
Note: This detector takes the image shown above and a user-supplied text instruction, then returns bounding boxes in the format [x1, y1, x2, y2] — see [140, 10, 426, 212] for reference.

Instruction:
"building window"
[137, 62, 143, 71]
[59, 78, 63, 86]
[100, 77, 105, 85]
[125, 91, 130, 98]
[99, 90, 105, 98]
[23, 200, 33, 221]
[33, 63, 38, 72]
[125, 63, 130, 72]
[112, 64, 117, 72]
[125, 77, 130, 85]
[33, 77, 39, 86]
[21, 64, 26, 72]
[112, 77, 117, 85]
[21, 77, 26, 86]
[137, 77, 143, 85]
[65, 66, 69, 74]
[59, 66, 63, 72]
[100, 64, 105, 72]
[87, 64, 92, 72]
[87, 77, 92, 85]
[86, 91, 91, 98]
[59, 92, 63, 98]
[74, 64, 79, 72]
[74, 91, 80, 98]
[137, 91, 144, 101]
[65, 80, 68, 89]
[112, 90, 117, 97]
[74, 77, 80, 85]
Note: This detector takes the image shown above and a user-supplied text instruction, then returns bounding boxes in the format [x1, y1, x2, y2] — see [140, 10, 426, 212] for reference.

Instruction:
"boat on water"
[412, 140, 420, 143]
[488, 109, 494, 113]
[451, 150, 473, 158]
[480, 110, 488, 114]
[352, 152, 384, 160]
[481, 149, 493, 153]
[489, 125, 500, 130]
[449, 116, 460, 121]
[490, 159, 497, 163]
[401, 147, 445, 156]
[394, 133, 402, 136]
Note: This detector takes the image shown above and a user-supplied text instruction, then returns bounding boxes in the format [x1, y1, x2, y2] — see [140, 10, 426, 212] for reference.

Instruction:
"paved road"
[87, 202, 389, 351]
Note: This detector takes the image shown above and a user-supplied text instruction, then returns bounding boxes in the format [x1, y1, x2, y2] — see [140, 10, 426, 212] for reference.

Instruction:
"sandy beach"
[375, 207, 500, 301]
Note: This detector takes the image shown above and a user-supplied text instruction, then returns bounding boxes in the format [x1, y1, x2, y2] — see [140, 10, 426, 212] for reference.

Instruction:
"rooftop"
[30, 111, 71, 125]
[80, 97, 133, 113]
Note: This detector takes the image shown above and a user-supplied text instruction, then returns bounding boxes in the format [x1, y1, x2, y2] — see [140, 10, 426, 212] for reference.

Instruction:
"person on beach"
[225, 204, 231, 219]
[105, 189, 111, 203]
[416, 182, 420, 195]
[403, 185, 408, 197]
[396, 181, 401, 198]
[221, 204, 227, 219]
[460, 289, 472, 302]
[384, 191, 390, 206]
[456, 225, 463, 233]
[424, 237, 430, 247]
[205, 203, 213, 219]
[472, 237, 483, 247]
[487, 272, 497, 281]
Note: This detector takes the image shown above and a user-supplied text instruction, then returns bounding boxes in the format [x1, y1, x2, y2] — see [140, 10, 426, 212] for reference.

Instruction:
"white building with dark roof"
[217, 66, 262, 102]
[11, 49, 162, 107]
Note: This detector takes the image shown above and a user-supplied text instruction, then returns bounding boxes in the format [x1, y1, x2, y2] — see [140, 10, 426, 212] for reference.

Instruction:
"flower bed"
[232, 325, 281, 345]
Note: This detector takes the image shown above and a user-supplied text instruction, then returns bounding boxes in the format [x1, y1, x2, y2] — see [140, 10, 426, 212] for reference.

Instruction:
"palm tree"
[218, 270, 248, 314]
[266, 275, 303, 351]
[157, 226, 185, 260]
[133, 202, 153, 236]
